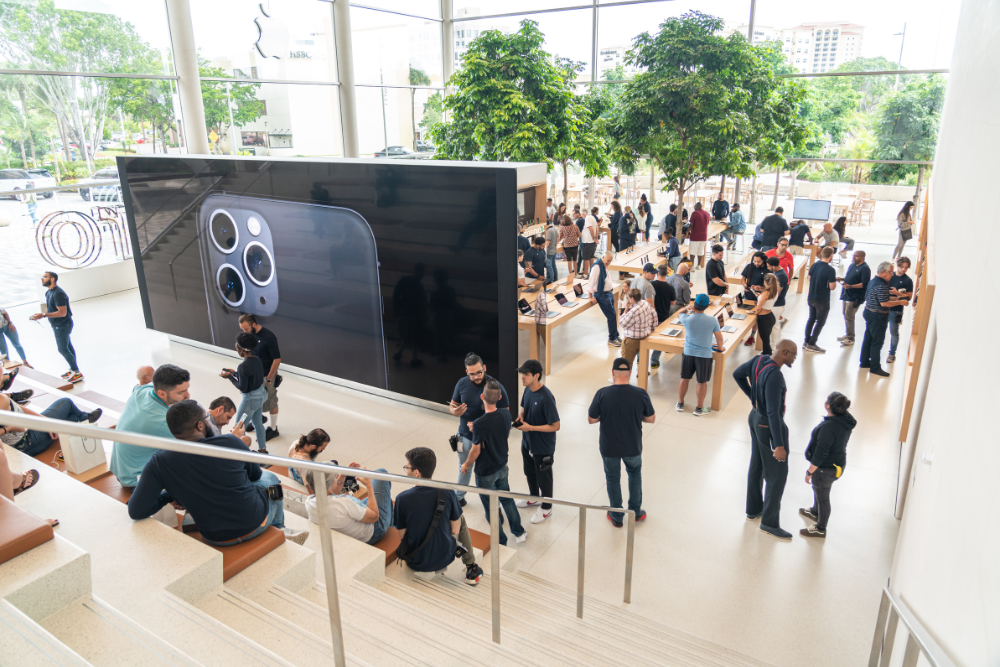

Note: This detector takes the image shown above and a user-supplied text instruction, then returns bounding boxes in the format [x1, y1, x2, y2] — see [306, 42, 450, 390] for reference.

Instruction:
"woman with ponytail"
[287, 428, 330, 489]
[800, 392, 856, 538]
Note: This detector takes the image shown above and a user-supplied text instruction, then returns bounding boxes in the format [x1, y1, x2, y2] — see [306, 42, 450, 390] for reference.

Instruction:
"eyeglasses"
[402, 465, 414, 472]
[466, 369, 485, 378]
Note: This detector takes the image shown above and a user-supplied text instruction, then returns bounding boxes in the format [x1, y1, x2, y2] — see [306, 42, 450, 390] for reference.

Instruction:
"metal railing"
[869, 587, 957, 667]
[0, 410, 635, 667]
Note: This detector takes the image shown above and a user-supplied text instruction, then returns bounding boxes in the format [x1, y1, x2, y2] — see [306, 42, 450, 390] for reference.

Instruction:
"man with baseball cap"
[677, 294, 725, 417]
[587, 358, 655, 528]
[630, 263, 658, 308]
[513, 359, 560, 524]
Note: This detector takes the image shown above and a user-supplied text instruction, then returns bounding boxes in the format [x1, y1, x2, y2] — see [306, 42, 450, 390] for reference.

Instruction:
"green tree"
[832, 57, 904, 113]
[870, 75, 946, 183]
[583, 65, 634, 177]
[420, 92, 442, 130]
[428, 20, 579, 166]
[199, 61, 264, 154]
[549, 58, 610, 204]
[409, 66, 431, 86]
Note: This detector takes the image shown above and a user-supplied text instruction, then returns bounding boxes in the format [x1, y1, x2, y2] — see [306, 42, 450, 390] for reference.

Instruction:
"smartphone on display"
[197, 194, 387, 390]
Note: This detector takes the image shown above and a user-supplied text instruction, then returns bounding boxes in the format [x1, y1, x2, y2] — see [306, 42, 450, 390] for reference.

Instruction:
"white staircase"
[0, 445, 775, 667]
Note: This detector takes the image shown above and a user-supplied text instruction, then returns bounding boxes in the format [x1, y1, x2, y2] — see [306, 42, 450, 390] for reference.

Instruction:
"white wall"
[887, 1, 1000, 665]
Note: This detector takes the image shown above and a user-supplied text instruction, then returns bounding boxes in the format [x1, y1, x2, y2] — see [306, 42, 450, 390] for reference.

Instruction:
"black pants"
[809, 467, 839, 531]
[521, 446, 553, 510]
[757, 312, 776, 356]
[860, 309, 889, 371]
[610, 229, 619, 252]
[805, 299, 830, 345]
[746, 409, 788, 529]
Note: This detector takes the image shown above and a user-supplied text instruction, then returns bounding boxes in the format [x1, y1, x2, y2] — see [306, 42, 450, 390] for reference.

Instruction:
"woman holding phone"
[751, 274, 780, 356]
[558, 214, 581, 286]
[221, 332, 268, 454]
[893, 201, 915, 259]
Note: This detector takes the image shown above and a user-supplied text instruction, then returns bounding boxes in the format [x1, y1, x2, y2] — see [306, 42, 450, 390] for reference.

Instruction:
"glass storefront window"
[351, 6, 444, 87]
[356, 0, 440, 20]
[453, 1, 576, 18]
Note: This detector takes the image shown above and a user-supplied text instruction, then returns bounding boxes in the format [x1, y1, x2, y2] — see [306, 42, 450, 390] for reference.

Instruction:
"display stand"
[898, 190, 935, 442]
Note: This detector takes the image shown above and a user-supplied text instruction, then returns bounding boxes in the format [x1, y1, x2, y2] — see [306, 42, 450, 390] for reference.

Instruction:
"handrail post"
[312, 471, 347, 667]
[490, 490, 500, 644]
[901, 634, 921, 667]
[624, 510, 634, 604]
[881, 606, 901, 667]
[577, 506, 585, 619]
[868, 589, 891, 667]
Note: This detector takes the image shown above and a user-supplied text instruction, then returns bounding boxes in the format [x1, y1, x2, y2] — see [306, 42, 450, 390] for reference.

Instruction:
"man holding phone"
[305, 462, 393, 547]
[206, 396, 252, 447]
[238, 314, 281, 442]
[513, 360, 560, 524]
[449, 353, 510, 505]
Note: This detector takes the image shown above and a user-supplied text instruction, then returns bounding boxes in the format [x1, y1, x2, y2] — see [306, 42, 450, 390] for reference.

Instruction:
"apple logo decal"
[254, 2, 289, 59]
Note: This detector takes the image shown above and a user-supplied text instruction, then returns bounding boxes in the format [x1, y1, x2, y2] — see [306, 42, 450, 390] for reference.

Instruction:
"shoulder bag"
[396, 489, 447, 564]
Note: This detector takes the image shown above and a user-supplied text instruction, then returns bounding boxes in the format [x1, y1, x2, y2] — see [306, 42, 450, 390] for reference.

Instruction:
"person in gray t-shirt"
[666, 264, 693, 315]
[544, 221, 560, 283]
[629, 263, 657, 307]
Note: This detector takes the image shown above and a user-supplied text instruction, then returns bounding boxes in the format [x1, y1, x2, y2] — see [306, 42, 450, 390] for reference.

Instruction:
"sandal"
[1, 367, 17, 392]
[13, 469, 40, 496]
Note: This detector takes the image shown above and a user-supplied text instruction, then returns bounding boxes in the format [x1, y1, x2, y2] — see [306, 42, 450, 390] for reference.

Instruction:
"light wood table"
[636, 296, 758, 411]
[726, 249, 812, 294]
[606, 239, 669, 274]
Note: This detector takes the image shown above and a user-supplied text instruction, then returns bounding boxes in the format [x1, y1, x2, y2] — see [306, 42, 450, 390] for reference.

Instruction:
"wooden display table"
[636, 296, 758, 411]
[518, 277, 623, 374]
[726, 250, 813, 294]
[606, 240, 668, 275]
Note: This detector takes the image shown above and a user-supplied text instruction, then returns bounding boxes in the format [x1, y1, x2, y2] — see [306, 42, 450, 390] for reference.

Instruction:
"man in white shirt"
[306, 462, 393, 545]
[587, 250, 621, 347]
[579, 206, 600, 278]
[546, 198, 555, 223]
[517, 250, 526, 287]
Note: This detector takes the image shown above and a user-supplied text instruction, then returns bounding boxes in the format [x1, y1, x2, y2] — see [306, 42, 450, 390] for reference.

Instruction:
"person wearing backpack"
[395, 447, 484, 584]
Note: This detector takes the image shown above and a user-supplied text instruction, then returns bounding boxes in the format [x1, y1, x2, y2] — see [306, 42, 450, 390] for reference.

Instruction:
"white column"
[442, 0, 454, 92]
[165, 0, 209, 154]
[332, 0, 360, 157]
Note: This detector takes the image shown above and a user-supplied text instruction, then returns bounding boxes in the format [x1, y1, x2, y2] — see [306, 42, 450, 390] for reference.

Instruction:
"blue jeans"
[651, 350, 662, 364]
[720, 226, 742, 244]
[52, 322, 78, 372]
[602, 455, 642, 523]
[475, 465, 525, 546]
[364, 469, 393, 545]
[0, 324, 27, 362]
[236, 384, 268, 451]
[546, 255, 558, 284]
[594, 291, 619, 342]
[455, 435, 473, 499]
[13, 398, 90, 457]
[888, 313, 902, 355]
[201, 471, 286, 546]
[668, 256, 682, 273]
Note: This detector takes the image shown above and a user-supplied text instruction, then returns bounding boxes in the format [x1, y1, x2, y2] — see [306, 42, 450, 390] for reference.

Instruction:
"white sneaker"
[282, 528, 310, 545]
[837, 335, 850, 342]
[515, 532, 527, 544]
[516, 499, 540, 508]
[530, 508, 552, 524]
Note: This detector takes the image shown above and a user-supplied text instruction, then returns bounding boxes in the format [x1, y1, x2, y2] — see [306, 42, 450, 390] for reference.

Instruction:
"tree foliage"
[870, 74, 945, 182]
[198, 61, 264, 152]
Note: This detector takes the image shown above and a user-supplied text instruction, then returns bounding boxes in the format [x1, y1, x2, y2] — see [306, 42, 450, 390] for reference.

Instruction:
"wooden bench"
[11, 366, 74, 392]
[0, 495, 54, 565]
[73, 391, 127, 414]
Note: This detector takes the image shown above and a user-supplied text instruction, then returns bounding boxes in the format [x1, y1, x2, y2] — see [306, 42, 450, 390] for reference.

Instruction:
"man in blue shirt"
[803, 247, 838, 353]
[887, 257, 914, 364]
[721, 203, 746, 248]
[514, 360, 560, 524]
[29, 272, 81, 383]
[676, 294, 725, 417]
[787, 221, 812, 255]
[860, 261, 908, 377]
[836, 251, 870, 348]
[733, 341, 798, 539]
[449, 353, 510, 504]
[759, 208, 789, 251]
[711, 193, 730, 223]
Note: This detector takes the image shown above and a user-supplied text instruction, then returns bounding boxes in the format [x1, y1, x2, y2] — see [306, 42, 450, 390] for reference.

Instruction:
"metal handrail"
[869, 587, 957, 667]
[0, 410, 635, 665]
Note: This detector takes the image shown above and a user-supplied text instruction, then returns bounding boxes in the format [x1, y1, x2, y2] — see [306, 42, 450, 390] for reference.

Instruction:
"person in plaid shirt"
[619, 288, 658, 367]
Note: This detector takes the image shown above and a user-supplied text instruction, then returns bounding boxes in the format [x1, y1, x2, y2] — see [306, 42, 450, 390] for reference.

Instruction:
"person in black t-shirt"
[461, 379, 526, 546]
[523, 236, 547, 282]
[450, 353, 510, 504]
[649, 265, 676, 370]
[886, 256, 914, 364]
[705, 244, 728, 297]
[239, 314, 282, 441]
[29, 272, 81, 383]
[513, 360, 560, 523]
[804, 247, 838, 352]
[587, 358, 655, 527]
[221, 333, 269, 453]
[395, 447, 484, 584]
[741, 252, 768, 304]
[759, 208, 789, 251]
[787, 221, 812, 255]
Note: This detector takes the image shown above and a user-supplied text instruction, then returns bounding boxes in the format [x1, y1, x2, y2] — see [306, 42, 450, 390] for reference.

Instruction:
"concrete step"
[0, 599, 92, 666]
[40, 595, 203, 667]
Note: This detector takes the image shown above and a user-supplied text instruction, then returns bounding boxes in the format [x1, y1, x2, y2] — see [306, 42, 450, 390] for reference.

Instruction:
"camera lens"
[209, 210, 238, 254]
[216, 264, 245, 307]
[243, 241, 274, 286]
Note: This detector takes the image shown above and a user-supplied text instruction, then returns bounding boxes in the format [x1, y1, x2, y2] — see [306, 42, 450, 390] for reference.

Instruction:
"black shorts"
[680, 354, 713, 383]
[563, 246, 579, 262]
[580, 243, 597, 260]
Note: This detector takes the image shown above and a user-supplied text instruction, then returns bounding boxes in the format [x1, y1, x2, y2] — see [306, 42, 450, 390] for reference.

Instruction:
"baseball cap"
[694, 293, 711, 309]
[642, 262, 656, 274]
[516, 360, 543, 376]
[612, 357, 632, 372]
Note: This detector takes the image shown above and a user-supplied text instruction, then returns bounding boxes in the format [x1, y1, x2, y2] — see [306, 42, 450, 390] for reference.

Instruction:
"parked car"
[26, 169, 56, 198]
[78, 166, 120, 202]
[415, 140, 435, 152]
[374, 146, 416, 157]
[0, 169, 35, 201]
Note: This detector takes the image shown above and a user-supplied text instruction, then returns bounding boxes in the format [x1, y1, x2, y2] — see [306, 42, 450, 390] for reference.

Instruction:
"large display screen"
[118, 156, 520, 405]
[792, 198, 833, 221]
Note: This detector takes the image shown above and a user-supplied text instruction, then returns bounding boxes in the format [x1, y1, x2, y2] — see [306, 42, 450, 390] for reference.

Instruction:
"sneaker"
[264, 427, 280, 441]
[799, 507, 818, 521]
[693, 406, 710, 417]
[606, 511, 623, 528]
[8, 389, 33, 405]
[840, 339, 854, 347]
[530, 508, 553, 524]
[837, 334, 850, 342]
[759, 524, 792, 540]
[675, 402, 684, 412]
[870, 368, 890, 377]
[515, 532, 527, 544]
[743, 335, 755, 347]
[67, 372, 84, 384]
[282, 528, 310, 545]
[465, 563, 484, 585]
[0, 368, 16, 391]
[805, 344, 825, 353]
[60, 371, 73, 379]
[800, 525, 826, 538]
[635, 510, 647, 522]
[256, 449, 269, 456]
[516, 499, 540, 508]
[459, 498, 467, 508]
[887, 354, 896, 363]
[86, 408, 103, 423]
[746, 512, 762, 520]
[608, 339, 622, 348]
[650, 361, 660, 369]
